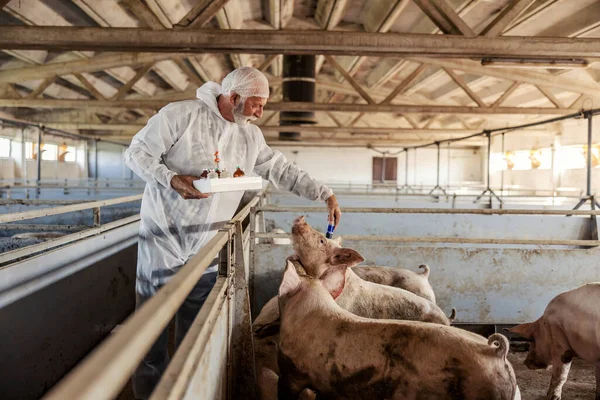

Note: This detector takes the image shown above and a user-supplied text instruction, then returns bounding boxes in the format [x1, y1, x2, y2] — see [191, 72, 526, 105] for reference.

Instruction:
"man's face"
[231, 95, 267, 124]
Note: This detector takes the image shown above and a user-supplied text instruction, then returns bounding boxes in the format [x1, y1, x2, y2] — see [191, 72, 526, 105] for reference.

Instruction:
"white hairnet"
[220, 66, 270, 99]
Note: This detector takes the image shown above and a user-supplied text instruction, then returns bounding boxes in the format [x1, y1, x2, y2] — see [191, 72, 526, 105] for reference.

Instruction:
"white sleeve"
[124, 111, 179, 189]
[253, 130, 334, 202]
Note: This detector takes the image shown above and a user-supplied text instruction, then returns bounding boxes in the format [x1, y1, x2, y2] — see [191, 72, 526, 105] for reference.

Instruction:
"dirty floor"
[509, 352, 596, 400]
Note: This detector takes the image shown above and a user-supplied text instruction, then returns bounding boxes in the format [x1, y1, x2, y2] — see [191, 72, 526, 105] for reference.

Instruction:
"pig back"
[338, 270, 451, 325]
[352, 265, 436, 303]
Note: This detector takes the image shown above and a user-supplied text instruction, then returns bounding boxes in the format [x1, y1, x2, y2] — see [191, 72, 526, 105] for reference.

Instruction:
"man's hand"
[326, 195, 341, 229]
[170, 175, 210, 200]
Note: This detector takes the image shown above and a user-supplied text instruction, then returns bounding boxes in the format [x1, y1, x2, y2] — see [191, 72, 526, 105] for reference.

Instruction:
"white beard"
[233, 101, 258, 125]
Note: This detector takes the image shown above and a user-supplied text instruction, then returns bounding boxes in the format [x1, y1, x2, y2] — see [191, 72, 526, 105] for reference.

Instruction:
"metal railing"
[255, 205, 600, 248]
[0, 194, 143, 266]
[41, 194, 262, 400]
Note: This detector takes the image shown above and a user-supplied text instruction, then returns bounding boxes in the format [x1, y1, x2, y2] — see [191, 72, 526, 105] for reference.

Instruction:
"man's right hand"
[170, 175, 210, 199]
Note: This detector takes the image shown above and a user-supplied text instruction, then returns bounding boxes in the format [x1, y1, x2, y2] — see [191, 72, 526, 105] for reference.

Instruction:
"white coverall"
[124, 80, 333, 398]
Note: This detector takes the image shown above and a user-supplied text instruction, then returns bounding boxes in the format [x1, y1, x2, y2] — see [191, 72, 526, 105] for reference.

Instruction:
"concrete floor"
[509, 352, 596, 399]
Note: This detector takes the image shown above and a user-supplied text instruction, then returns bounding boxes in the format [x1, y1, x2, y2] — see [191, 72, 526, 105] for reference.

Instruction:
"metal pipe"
[436, 142, 441, 187]
[501, 133, 505, 196]
[486, 132, 491, 190]
[0, 194, 142, 224]
[257, 205, 600, 216]
[254, 232, 600, 247]
[586, 113, 593, 197]
[36, 127, 42, 190]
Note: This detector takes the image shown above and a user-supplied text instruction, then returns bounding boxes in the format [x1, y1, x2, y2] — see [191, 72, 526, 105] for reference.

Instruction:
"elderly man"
[124, 67, 340, 398]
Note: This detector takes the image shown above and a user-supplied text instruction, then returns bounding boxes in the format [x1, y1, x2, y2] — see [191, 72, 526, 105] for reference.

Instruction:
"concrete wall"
[277, 146, 483, 186]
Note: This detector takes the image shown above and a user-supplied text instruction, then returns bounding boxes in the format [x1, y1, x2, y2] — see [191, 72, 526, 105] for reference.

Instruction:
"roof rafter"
[480, 0, 536, 37]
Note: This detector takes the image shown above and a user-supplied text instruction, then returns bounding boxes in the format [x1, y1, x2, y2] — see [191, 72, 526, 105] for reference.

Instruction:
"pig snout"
[292, 216, 308, 234]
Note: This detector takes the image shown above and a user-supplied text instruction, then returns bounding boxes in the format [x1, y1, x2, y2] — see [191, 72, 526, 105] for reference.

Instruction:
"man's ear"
[279, 260, 301, 297]
[230, 93, 240, 106]
[507, 322, 535, 340]
[319, 265, 348, 300]
[330, 248, 365, 267]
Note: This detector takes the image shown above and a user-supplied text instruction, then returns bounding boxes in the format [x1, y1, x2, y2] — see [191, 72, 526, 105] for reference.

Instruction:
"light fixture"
[481, 58, 589, 70]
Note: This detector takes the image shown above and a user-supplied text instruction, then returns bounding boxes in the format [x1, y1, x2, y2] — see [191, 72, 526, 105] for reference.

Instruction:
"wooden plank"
[112, 63, 154, 100]
[481, 0, 537, 37]
[536, 85, 564, 108]
[443, 68, 486, 107]
[177, 0, 232, 29]
[6, 27, 600, 59]
[430, 0, 475, 36]
[315, 0, 349, 30]
[0, 98, 578, 114]
[491, 82, 520, 108]
[26, 77, 56, 99]
[172, 58, 204, 87]
[258, 55, 278, 72]
[73, 73, 107, 100]
[411, 57, 600, 100]
[0, 52, 178, 84]
[325, 55, 375, 105]
[381, 64, 427, 104]
[118, 0, 166, 29]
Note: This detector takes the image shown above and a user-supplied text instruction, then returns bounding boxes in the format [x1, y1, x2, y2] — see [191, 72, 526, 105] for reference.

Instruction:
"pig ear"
[320, 265, 347, 300]
[279, 260, 301, 297]
[508, 322, 535, 340]
[330, 248, 365, 267]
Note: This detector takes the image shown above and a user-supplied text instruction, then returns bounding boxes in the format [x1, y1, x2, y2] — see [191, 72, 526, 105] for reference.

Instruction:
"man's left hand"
[326, 195, 341, 229]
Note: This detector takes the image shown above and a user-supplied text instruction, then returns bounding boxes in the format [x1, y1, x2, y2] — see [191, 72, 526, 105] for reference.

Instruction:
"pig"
[352, 264, 436, 303]
[508, 283, 600, 400]
[290, 216, 454, 324]
[277, 261, 521, 400]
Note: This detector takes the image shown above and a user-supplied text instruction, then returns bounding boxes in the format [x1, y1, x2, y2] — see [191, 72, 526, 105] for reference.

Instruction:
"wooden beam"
[412, 0, 474, 36]
[0, 98, 578, 115]
[0, 1, 12, 9]
[7, 27, 600, 59]
[443, 68, 486, 107]
[481, 0, 536, 37]
[177, 0, 232, 28]
[118, 0, 166, 29]
[172, 58, 204, 87]
[258, 55, 278, 72]
[315, 0, 349, 30]
[381, 64, 427, 104]
[112, 63, 154, 100]
[326, 112, 343, 127]
[364, 0, 411, 33]
[491, 82, 519, 108]
[73, 73, 108, 100]
[263, 0, 294, 29]
[0, 52, 178, 84]
[410, 57, 600, 100]
[536, 86, 563, 108]
[324, 55, 375, 105]
[26, 77, 56, 99]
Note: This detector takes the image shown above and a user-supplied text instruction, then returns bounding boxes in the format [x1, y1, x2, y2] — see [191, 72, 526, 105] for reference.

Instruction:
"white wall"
[488, 118, 600, 194]
[277, 146, 483, 186]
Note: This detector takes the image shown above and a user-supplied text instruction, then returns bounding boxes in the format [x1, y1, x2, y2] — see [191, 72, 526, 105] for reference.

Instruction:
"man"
[124, 66, 341, 399]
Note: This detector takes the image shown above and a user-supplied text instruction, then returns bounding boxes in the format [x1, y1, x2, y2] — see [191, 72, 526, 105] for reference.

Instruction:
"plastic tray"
[193, 176, 263, 193]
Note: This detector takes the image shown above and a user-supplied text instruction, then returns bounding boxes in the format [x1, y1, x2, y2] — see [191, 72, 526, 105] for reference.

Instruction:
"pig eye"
[320, 239, 325, 245]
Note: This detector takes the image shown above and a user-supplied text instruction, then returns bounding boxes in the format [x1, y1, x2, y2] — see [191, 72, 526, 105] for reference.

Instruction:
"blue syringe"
[325, 222, 335, 239]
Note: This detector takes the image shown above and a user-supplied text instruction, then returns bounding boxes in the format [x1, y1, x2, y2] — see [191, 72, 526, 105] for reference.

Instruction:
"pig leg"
[546, 356, 572, 400]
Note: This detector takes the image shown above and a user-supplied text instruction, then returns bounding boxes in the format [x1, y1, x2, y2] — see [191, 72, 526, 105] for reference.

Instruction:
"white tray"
[193, 176, 263, 193]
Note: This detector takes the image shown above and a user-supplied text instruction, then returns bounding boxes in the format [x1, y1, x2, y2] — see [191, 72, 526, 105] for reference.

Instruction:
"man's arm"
[253, 134, 341, 227]
[124, 110, 208, 199]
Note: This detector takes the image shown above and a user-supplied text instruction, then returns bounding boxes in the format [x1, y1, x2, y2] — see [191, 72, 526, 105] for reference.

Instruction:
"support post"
[94, 139, 98, 184]
[230, 221, 257, 400]
[92, 207, 101, 227]
[500, 133, 505, 198]
[21, 128, 26, 186]
[429, 142, 448, 198]
[474, 131, 503, 206]
[572, 112, 600, 211]
[36, 127, 42, 198]
[398, 149, 414, 193]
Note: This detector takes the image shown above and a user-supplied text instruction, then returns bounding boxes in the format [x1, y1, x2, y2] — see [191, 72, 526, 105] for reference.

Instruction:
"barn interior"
[1, 0, 600, 399]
